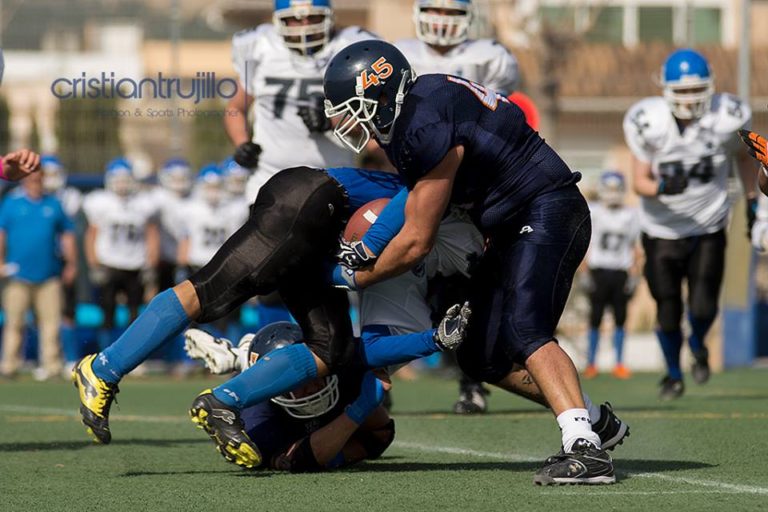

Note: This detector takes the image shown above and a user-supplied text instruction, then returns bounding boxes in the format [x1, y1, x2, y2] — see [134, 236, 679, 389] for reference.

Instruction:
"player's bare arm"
[354, 146, 463, 289]
[2, 149, 41, 181]
[631, 156, 659, 197]
[224, 86, 255, 147]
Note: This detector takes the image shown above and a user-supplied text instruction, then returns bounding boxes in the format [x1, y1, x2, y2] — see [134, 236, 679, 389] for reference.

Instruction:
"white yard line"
[4, 404, 768, 496]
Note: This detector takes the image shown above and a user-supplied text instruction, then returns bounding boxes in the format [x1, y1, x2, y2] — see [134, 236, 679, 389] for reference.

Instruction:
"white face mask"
[271, 375, 340, 419]
[107, 173, 136, 197]
[663, 80, 714, 120]
[273, 6, 334, 56]
[413, 3, 472, 47]
[42, 169, 66, 193]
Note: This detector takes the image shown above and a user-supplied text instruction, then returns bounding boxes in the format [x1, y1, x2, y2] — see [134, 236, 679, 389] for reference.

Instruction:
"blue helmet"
[196, 163, 224, 205]
[41, 154, 66, 193]
[598, 171, 626, 206]
[324, 40, 415, 153]
[105, 157, 136, 196]
[414, 0, 473, 47]
[159, 158, 192, 195]
[245, 322, 339, 419]
[221, 157, 251, 196]
[661, 49, 714, 120]
[273, 0, 334, 56]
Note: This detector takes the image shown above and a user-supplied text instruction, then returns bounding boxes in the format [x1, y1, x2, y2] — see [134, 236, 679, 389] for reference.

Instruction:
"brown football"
[343, 198, 391, 242]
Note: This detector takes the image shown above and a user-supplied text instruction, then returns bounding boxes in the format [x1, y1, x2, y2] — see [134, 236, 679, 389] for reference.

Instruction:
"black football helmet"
[323, 40, 416, 153]
[246, 322, 339, 419]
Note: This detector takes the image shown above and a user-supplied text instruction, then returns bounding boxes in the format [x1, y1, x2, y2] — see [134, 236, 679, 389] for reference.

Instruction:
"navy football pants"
[458, 185, 591, 382]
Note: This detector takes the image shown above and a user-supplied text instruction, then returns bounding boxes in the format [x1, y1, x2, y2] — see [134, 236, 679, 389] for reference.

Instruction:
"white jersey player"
[583, 172, 639, 380]
[752, 194, 768, 252]
[622, 49, 757, 400]
[395, 0, 519, 95]
[83, 160, 159, 272]
[587, 175, 640, 273]
[153, 159, 193, 282]
[225, 0, 379, 202]
[178, 165, 248, 269]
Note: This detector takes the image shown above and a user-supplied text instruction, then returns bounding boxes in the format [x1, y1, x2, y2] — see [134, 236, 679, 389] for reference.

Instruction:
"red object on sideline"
[508, 91, 540, 131]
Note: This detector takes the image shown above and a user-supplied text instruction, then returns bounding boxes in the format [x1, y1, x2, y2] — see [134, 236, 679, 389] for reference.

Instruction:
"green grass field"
[1, 370, 767, 511]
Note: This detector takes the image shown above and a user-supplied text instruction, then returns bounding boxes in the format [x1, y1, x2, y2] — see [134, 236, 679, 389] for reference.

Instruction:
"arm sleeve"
[361, 187, 408, 256]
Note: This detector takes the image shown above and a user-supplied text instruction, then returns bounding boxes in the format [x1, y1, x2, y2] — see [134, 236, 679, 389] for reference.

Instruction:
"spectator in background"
[0, 171, 77, 380]
[41, 155, 84, 368]
[83, 158, 159, 350]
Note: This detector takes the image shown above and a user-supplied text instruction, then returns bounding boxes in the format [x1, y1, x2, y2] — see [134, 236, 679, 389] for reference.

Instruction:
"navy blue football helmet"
[324, 40, 415, 153]
[246, 322, 339, 419]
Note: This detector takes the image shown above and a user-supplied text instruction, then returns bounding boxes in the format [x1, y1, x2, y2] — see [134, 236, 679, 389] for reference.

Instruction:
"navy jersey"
[384, 74, 580, 230]
[326, 167, 405, 211]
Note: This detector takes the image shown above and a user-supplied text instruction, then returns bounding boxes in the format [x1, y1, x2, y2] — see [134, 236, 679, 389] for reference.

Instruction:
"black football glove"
[336, 238, 376, 270]
[298, 95, 331, 133]
[233, 142, 262, 169]
[658, 173, 688, 195]
[747, 197, 758, 236]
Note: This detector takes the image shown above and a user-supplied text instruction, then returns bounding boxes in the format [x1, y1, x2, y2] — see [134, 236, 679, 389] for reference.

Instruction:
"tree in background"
[189, 100, 234, 169]
[55, 95, 122, 174]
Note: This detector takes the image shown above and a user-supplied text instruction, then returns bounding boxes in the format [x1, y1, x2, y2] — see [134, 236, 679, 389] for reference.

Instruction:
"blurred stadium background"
[0, 0, 767, 375]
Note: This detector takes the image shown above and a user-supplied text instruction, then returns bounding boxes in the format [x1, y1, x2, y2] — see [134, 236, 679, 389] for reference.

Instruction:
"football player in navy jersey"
[72, 164, 470, 468]
[323, 40, 616, 485]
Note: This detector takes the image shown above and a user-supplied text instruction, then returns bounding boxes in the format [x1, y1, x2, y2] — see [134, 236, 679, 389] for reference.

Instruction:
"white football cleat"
[183, 329, 241, 375]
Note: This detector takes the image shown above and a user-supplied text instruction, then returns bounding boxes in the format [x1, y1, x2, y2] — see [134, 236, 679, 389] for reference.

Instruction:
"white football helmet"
[414, 0, 473, 47]
[273, 0, 334, 56]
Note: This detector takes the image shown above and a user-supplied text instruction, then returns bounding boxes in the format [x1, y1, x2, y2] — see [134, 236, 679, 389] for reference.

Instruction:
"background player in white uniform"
[178, 165, 248, 272]
[178, 164, 248, 338]
[623, 49, 756, 400]
[221, 157, 251, 218]
[154, 158, 193, 290]
[83, 158, 159, 349]
[225, 0, 378, 202]
[582, 172, 640, 380]
[40, 155, 83, 369]
[394, 0, 519, 414]
[396, 0, 519, 95]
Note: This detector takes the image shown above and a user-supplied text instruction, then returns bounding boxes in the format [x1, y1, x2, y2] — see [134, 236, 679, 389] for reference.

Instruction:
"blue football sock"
[60, 325, 80, 363]
[688, 314, 714, 354]
[92, 289, 190, 383]
[213, 343, 318, 409]
[587, 328, 600, 366]
[613, 328, 626, 364]
[359, 325, 439, 368]
[656, 329, 683, 380]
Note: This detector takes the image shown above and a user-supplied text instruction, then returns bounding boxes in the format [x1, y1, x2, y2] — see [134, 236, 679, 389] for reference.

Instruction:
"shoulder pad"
[394, 38, 422, 55]
[336, 26, 381, 45]
[708, 93, 751, 133]
[624, 97, 670, 142]
[232, 24, 272, 46]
